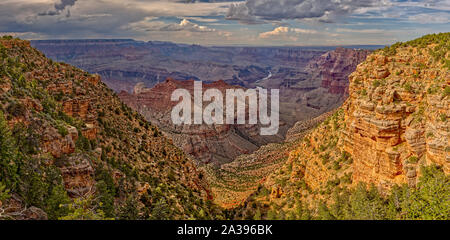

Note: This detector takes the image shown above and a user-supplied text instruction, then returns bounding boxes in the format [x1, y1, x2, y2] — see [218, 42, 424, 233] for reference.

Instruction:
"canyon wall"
[119, 79, 286, 165]
[0, 38, 220, 219]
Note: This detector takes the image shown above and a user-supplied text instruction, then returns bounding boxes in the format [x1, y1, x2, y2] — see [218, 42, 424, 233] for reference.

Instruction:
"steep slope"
[205, 111, 334, 209]
[344, 38, 449, 187]
[117, 48, 370, 165]
[0, 37, 222, 220]
[119, 79, 286, 165]
[227, 33, 449, 220]
[197, 48, 369, 208]
[312, 47, 372, 95]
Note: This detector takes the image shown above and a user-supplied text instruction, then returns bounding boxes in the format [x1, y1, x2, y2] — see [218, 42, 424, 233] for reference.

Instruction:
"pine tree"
[119, 194, 140, 220]
[405, 166, 449, 220]
[150, 198, 170, 220]
[253, 208, 261, 220]
[0, 111, 19, 190]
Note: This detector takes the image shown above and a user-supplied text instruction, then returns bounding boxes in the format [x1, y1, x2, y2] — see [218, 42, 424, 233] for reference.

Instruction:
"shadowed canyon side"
[0, 37, 223, 220]
[1, 33, 448, 221]
[119, 79, 286, 165]
[114, 48, 370, 166]
[272, 47, 371, 125]
[204, 111, 336, 209]
[30, 41, 371, 125]
[226, 33, 449, 220]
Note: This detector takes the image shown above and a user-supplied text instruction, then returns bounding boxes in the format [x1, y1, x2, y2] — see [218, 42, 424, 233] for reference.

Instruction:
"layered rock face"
[206, 110, 335, 208]
[283, 34, 449, 193]
[223, 34, 449, 220]
[343, 43, 449, 188]
[115, 47, 370, 166]
[254, 48, 371, 126]
[119, 79, 286, 165]
[264, 33, 449, 197]
[311, 47, 371, 95]
[31, 39, 372, 134]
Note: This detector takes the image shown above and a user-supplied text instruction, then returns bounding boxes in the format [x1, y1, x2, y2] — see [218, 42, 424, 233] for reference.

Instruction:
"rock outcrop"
[311, 47, 371, 95]
[0, 37, 221, 220]
[285, 34, 449, 193]
[30, 39, 328, 92]
[343, 43, 449, 188]
[220, 33, 449, 219]
[119, 79, 286, 165]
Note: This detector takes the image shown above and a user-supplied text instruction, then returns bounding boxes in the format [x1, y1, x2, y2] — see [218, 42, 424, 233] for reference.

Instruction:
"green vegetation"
[381, 33, 450, 59]
[231, 163, 449, 220]
[0, 183, 10, 202]
[59, 197, 111, 220]
[318, 165, 449, 220]
[0, 110, 71, 219]
[444, 86, 450, 98]
[0, 37, 224, 220]
[408, 156, 419, 164]
[0, 110, 19, 190]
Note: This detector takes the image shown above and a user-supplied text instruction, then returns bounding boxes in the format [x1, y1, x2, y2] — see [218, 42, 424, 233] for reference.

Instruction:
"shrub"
[321, 153, 330, 165]
[403, 83, 413, 93]
[0, 183, 10, 202]
[57, 124, 68, 137]
[59, 197, 110, 220]
[408, 156, 419, 164]
[6, 101, 26, 117]
[0, 111, 19, 190]
[444, 86, 450, 97]
[372, 80, 381, 88]
[45, 185, 71, 220]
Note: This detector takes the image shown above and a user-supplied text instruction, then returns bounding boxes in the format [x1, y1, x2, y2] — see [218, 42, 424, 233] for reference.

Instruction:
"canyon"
[228, 33, 449, 220]
[31, 40, 371, 165]
[0, 37, 222, 220]
[1, 33, 447, 220]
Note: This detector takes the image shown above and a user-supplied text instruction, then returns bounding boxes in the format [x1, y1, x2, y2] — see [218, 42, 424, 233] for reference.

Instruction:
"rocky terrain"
[31, 40, 372, 125]
[0, 37, 222, 220]
[225, 33, 449, 220]
[119, 79, 287, 165]
[30, 39, 332, 92]
[267, 47, 371, 125]
[344, 39, 449, 188]
[204, 111, 335, 209]
[2, 33, 446, 220]
[112, 46, 369, 166]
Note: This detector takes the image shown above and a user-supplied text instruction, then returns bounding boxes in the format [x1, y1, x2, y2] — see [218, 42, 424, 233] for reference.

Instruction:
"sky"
[0, 0, 449, 46]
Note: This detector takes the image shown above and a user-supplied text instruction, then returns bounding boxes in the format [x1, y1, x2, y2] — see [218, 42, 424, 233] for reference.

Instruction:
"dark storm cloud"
[226, 0, 384, 23]
[55, 0, 77, 10]
[39, 0, 78, 16]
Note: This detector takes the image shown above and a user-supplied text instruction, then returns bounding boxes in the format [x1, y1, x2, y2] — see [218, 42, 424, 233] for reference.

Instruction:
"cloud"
[227, 0, 387, 23]
[259, 26, 318, 38]
[408, 12, 450, 24]
[0, 0, 448, 45]
[127, 18, 216, 32]
[39, 0, 77, 16]
[336, 28, 386, 34]
[226, 3, 261, 24]
[186, 17, 221, 23]
[259, 26, 290, 38]
[161, 19, 216, 32]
